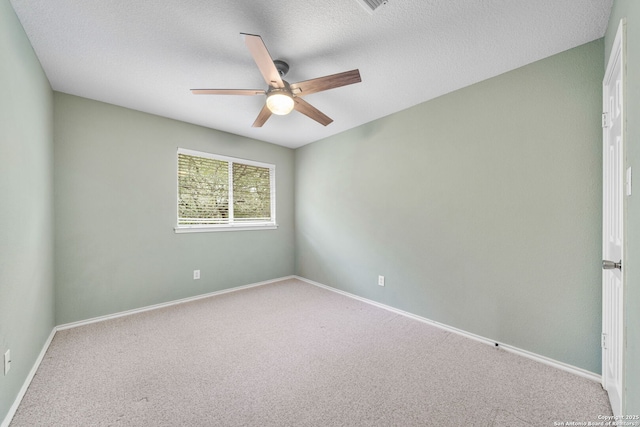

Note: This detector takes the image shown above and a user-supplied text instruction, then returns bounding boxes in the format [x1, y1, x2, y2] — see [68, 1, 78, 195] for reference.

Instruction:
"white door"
[602, 19, 625, 418]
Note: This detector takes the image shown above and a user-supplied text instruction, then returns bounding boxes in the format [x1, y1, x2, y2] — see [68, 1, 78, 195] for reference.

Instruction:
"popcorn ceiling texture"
[9, 0, 612, 148]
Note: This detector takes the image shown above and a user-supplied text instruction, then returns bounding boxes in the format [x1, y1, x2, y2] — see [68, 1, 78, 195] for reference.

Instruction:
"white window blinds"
[232, 162, 272, 222]
[177, 149, 276, 229]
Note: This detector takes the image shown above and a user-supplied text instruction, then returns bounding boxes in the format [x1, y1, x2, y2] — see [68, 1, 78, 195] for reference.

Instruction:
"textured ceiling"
[10, 0, 612, 148]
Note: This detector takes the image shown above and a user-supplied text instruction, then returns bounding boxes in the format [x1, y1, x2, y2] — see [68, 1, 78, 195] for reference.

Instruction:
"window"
[175, 148, 276, 232]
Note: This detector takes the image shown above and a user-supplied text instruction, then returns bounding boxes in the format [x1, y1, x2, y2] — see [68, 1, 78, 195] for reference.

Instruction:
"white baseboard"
[57, 275, 296, 331]
[294, 275, 602, 384]
[1, 328, 56, 427]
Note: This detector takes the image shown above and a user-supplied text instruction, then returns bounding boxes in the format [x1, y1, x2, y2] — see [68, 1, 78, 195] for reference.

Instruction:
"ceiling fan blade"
[252, 104, 273, 127]
[293, 98, 333, 126]
[290, 69, 361, 96]
[241, 33, 284, 89]
[191, 89, 265, 96]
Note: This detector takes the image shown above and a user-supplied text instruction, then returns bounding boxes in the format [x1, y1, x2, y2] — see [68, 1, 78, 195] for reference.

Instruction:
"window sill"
[174, 224, 278, 233]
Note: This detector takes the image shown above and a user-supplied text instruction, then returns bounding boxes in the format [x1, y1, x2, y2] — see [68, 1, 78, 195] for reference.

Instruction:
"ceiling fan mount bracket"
[273, 60, 290, 77]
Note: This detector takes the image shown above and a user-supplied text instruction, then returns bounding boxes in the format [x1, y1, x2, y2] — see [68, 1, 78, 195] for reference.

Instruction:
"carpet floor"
[10, 278, 611, 426]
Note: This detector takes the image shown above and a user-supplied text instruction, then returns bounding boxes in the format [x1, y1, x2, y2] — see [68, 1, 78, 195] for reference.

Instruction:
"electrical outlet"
[378, 275, 385, 287]
[193, 270, 200, 280]
[4, 350, 10, 375]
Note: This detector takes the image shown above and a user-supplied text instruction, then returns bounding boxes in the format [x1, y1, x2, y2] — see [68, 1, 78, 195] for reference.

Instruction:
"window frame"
[174, 148, 277, 233]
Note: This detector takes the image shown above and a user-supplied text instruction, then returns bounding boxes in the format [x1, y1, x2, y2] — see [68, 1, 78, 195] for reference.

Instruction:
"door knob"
[602, 260, 622, 270]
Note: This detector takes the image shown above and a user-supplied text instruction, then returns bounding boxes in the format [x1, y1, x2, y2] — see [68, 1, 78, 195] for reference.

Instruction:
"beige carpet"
[10, 278, 611, 426]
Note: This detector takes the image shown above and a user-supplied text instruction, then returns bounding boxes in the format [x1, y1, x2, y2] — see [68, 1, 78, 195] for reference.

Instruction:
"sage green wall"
[605, 0, 640, 414]
[54, 93, 295, 325]
[0, 0, 54, 422]
[295, 40, 604, 373]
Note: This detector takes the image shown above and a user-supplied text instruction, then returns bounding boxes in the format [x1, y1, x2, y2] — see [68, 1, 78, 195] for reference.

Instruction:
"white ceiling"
[10, 0, 612, 149]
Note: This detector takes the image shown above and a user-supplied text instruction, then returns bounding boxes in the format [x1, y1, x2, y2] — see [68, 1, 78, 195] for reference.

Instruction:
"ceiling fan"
[191, 33, 362, 128]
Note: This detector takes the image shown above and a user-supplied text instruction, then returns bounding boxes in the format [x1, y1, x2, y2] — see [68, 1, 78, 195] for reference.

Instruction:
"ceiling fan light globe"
[266, 92, 294, 115]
